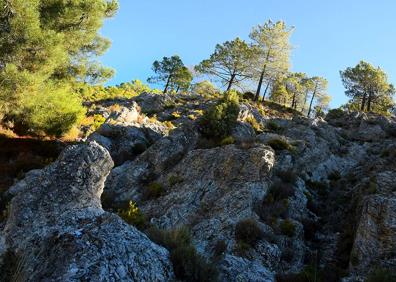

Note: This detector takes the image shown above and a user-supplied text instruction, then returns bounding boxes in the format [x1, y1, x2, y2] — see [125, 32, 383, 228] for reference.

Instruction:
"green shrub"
[326, 108, 345, 120]
[266, 121, 282, 132]
[242, 91, 255, 100]
[168, 175, 184, 186]
[267, 138, 293, 151]
[213, 240, 227, 258]
[200, 90, 240, 139]
[143, 182, 164, 200]
[146, 226, 218, 282]
[245, 116, 263, 133]
[220, 136, 235, 145]
[235, 219, 264, 247]
[280, 219, 295, 237]
[367, 267, 396, 282]
[328, 170, 341, 181]
[234, 241, 251, 257]
[276, 169, 298, 184]
[269, 181, 295, 202]
[118, 201, 146, 229]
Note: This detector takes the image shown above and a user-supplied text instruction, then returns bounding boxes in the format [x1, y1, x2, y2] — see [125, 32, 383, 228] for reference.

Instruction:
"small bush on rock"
[200, 90, 240, 139]
[146, 226, 218, 282]
[266, 121, 282, 132]
[326, 108, 345, 120]
[118, 201, 146, 229]
[168, 175, 184, 186]
[267, 138, 293, 151]
[143, 182, 164, 200]
[276, 169, 298, 184]
[220, 136, 235, 145]
[213, 240, 227, 258]
[280, 219, 296, 237]
[235, 219, 264, 247]
[245, 116, 263, 133]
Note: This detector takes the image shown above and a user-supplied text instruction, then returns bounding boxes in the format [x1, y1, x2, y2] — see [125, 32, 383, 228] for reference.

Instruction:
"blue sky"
[100, 0, 396, 108]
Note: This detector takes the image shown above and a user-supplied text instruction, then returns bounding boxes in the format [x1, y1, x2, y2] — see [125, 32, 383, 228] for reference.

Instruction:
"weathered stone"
[3, 142, 174, 281]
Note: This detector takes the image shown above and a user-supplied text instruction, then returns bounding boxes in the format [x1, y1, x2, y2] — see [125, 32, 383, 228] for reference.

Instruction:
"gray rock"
[219, 255, 275, 282]
[104, 125, 199, 205]
[3, 142, 174, 281]
[351, 194, 396, 274]
[140, 144, 275, 268]
[88, 101, 168, 165]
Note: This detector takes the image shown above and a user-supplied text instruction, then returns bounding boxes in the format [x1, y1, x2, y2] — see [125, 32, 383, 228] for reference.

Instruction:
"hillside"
[1, 92, 395, 281]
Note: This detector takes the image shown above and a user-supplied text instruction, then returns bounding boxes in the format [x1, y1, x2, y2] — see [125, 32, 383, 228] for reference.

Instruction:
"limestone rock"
[3, 142, 174, 281]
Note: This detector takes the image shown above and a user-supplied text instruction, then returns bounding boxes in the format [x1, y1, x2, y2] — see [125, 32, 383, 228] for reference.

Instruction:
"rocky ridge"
[1, 92, 396, 281]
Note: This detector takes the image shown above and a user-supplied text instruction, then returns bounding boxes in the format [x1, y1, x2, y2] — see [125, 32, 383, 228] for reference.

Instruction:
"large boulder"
[2, 142, 174, 281]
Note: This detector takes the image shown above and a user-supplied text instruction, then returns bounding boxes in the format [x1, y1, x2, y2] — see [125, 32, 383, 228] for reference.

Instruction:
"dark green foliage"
[306, 180, 328, 195]
[276, 169, 298, 184]
[0, 0, 118, 136]
[256, 180, 294, 224]
[200, 91, 240, 139]
[243, 91, 255, 100]
[266, 120, 282, 132]
[220, 136, 235, 145]
[326, 108, 345, 120]
[143, 182, 164, 200]
[235, 219, 264, 247]
[147, 56, 192, 93]
[234, 241, 251, 257]
[328, 170, 341, 181]
[213, 240, 227, 257]
[118, 201, 147, 230]
[270, 180, 295, 202]
[367, 268, 396, 282]
[168, 175, 184, 186]
[267, 138, 293, 151]
[280, 219, 295, 237]
[146, 226, 219, 282]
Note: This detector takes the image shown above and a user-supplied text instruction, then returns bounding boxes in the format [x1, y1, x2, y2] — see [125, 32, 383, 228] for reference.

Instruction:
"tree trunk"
[163, 75, 172, 94]
[291, 92, 296, 108]
[254, 51, 271, 101]
[254, 67, 266, 101]
[226, 74, 236, 92]
[307, 83, 318, 117]
[361, 93, 367, 111]
[176, 86, 180, 93]
[367, 90, 373, 112]
[261, 82, 270, 105]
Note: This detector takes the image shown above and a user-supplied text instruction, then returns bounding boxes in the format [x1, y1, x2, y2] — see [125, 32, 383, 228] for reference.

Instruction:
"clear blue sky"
[99, 0, 396, 108]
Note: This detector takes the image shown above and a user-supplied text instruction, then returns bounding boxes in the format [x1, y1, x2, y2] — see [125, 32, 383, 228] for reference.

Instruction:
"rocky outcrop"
[2, 142, 174, 281]
[104, 125, 199, 205]
[89, 101, 169, 165]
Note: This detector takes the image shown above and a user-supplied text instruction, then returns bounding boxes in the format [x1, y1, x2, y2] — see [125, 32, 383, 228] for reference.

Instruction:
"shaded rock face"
[3, 142, 174, 281]
[88, 101, 169, 165]
[104, 125, 199, 205]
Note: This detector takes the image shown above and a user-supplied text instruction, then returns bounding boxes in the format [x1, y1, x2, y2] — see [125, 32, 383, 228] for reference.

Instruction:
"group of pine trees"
[149, 20, 332, 117]
[0, 1, 394, 138]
